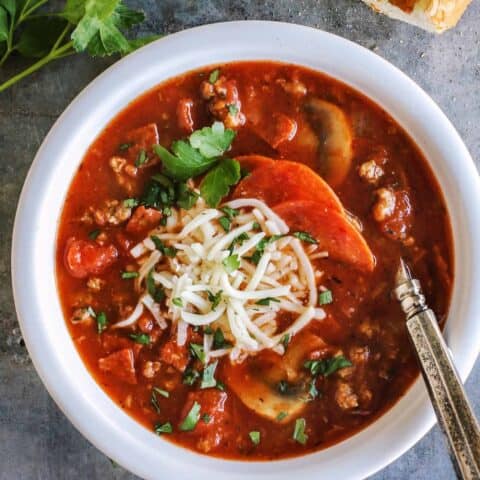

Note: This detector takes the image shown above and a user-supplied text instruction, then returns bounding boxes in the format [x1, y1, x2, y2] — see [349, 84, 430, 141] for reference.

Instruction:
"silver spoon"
[394, 259, 480, 479]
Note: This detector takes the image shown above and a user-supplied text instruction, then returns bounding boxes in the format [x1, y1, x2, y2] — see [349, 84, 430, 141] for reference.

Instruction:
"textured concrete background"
[1, 1, 479, 479]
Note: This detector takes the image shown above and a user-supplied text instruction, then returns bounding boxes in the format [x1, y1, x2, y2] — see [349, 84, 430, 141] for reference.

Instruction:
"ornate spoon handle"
[395, 260, 480, 479]
[407, 310, 480, 479]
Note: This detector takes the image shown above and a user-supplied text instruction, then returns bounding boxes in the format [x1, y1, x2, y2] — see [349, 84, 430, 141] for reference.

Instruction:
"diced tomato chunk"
[177, 98, 194, 132]
[159, 339, 190, 372]
[126, 206, 162, 234]
[64, 237, 118, 279]
[101, 334, 143, 358]
[98, 348, 137, 384]
[179, 390, 230, 452]
[274, 200, 375, 271]
[232, 159, 344, 214]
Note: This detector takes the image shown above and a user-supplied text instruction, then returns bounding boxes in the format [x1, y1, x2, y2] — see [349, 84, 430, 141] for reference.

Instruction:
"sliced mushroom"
[305, 98, 353, 187]
[224, 332, 325, 422]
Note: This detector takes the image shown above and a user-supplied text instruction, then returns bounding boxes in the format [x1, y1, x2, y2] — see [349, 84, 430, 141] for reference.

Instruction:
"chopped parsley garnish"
[203, 326, 214, 335]
[228, 104, 239, 116]
[200, 361, 218, 389]
[252, 221, 261, 230]
[201, 413, 211, 423]
[88, 229, 101, 240]
[277, 380, 290, 395]
[179, 401, 201, 431]
[249, 431, 260, 445]
[280, 333, 291, 350]
[293, 418, 308, 445]
[223, 254, 240, 273]
[276, 411, 288, 421]
[123, 198, 139, 208]
[176, 183, 199, 210]
[221, 206, 239, 219]
[172, 297, 183, 308]
[96, 311, 107, 334]
[228, 232, 249, 254]
[219, 216, 231, 232]
[151, 390, 161, 414]
[308, 379, 319, 400]
[216, 380, 226, 391]
[129, 333, 150, 345]
[304, 355, 352, 377]
[151, 173, 173, 188]
[189, 343, 205, 363]
[183, 368, 199, 386]
[247, 235, 284, 265]
[207, 290, 223, 310]
[121, 271, 139, 279]
[135, 149, 148, 167]
[213, 328, 232, 350]
[154, 422, 173, 435]
[118, 142, 134, 152]
[146, 270, 165, 303]
[153, 387, 169, 398]
[150, 235, 177, 258]
[256, 297, 280, 306]
[293, 231, 318, 244]
[209, 69, 220, 84]
[318, 290, 333, 305]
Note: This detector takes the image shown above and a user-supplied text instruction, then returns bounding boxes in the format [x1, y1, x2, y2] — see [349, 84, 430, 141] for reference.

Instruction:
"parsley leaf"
[123, 198, 139, 208]
[150, 235, 177, 257]
[212, 328, 232, 350]
[88, 229, 101, 240]
[182, 368, 199, 386]
[121, 271, 138, 279]
[154, 142, 217, 181]
[293, 418, 308, 445]
[129, 333, 150, 344]
[176, 183, 199, 210]
[207, 290, 223, 310]
[189, 343, 205, 363]
[249, 431, 260, 445]
[308, 379, 319, 400]
[146, 270, 165, 303]
[319, 290, 333, 305]
[222, 253, 240, 273]
[220, 206, 239, 219]
[280, 333, 291, 350]
[276, 411, 288, 421]
[96, 311, 108, 334]
[255, 297, 280, 306]
[189, 122, 236, 159]
[135, 149, 148, 167]
[293, 231, 318, 244]
[200, 159, 241, 207]
[172, 297, 183, 307]
[201, 413, 211, 423]
[153, 387, 169, 398]
[304, 355, 352, 377]
[209, 69, 220, 84]
[154, 422, 173, 435]
[200, 361, 218, 389]
[218, 216, 231, 232]
[179, 401, 201, 431]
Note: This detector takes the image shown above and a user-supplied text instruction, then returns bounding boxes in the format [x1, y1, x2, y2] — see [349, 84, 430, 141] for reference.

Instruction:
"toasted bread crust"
[362, 0, 472, 33]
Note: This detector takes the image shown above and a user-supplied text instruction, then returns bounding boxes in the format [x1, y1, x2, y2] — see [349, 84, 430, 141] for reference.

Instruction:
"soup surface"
[56, 61, 453, 460]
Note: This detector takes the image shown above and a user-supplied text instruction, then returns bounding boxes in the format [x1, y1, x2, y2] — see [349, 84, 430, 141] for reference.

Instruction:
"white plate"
[11, 21, 480, 480]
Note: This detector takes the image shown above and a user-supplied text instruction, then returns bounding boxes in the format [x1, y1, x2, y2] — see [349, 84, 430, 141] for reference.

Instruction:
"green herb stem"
[0, 40, 74, 93]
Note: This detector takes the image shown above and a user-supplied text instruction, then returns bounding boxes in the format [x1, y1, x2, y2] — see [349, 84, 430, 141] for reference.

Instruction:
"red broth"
[56, 61, 453, 459]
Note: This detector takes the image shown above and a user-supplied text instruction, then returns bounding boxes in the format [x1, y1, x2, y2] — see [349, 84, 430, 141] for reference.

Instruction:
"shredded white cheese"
[112, 196, 327, 362]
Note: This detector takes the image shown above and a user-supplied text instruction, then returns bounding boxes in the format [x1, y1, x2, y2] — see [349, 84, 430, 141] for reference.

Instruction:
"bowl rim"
[11, 20, 480, 480]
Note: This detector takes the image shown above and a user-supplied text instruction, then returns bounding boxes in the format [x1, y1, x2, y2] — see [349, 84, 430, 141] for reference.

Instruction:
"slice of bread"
[361, 0, 472, 33]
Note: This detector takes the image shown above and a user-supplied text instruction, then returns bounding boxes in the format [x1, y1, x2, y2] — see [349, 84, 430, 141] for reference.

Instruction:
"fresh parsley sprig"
[0, 0, 159, 93]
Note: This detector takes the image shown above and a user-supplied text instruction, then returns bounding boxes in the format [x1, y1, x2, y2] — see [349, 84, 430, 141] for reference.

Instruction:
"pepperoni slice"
[64, 237, 118, 279]
[274, 200, 375, 271]
[232, 160, 344, 214]
[236, 154, 275, 173]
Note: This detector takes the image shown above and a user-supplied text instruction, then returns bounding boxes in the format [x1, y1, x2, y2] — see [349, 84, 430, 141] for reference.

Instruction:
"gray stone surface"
[1, 1, 479, 479]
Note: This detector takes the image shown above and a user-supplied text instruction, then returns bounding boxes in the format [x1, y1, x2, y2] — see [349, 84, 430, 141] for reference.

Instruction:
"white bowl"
[11, 21, 480, 480]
